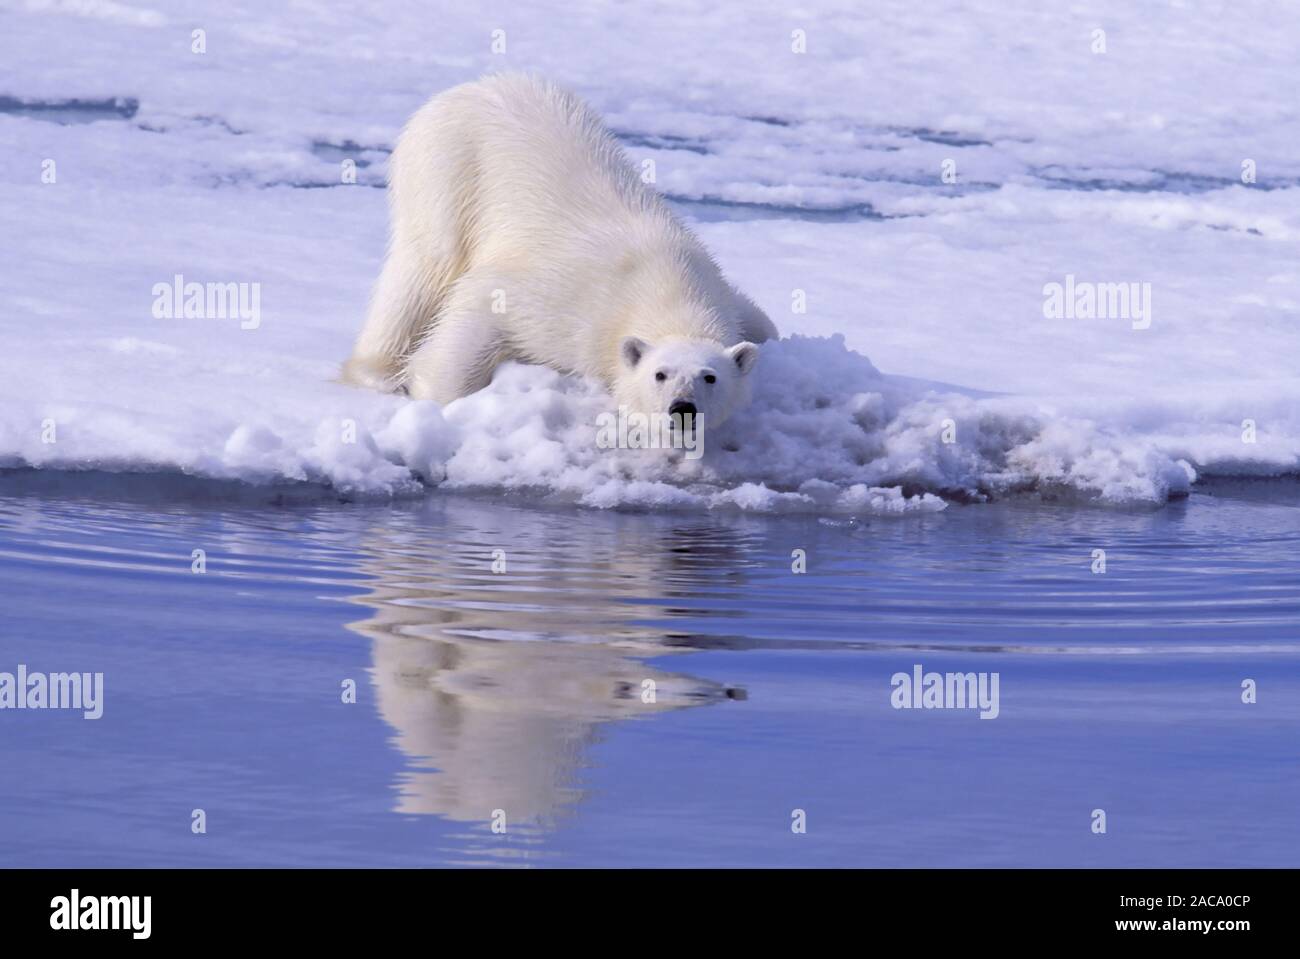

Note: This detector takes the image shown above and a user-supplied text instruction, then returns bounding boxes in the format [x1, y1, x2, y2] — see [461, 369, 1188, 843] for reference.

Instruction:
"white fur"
[343, 73, 777, 427]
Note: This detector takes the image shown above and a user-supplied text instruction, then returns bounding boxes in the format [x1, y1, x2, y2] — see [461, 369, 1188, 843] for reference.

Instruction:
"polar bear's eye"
[655, 371, 667, 382]
[703, 374, 717, 384]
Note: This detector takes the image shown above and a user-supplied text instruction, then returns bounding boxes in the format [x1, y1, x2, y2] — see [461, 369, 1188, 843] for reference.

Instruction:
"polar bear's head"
[617, 336, 759, 432]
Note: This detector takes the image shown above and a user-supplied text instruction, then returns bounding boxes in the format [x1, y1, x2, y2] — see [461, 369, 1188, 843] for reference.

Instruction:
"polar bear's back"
[390, 74, 663, 263]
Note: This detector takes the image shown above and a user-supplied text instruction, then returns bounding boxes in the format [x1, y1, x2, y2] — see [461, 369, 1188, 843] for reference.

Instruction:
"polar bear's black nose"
[669, 401, 696, 424]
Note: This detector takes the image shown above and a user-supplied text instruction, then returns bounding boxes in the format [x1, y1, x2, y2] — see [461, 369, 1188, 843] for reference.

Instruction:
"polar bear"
[343, 73, 777, 431]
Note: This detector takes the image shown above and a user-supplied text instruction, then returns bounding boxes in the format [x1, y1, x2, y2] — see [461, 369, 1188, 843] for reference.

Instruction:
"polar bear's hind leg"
[342, 244, 450, 392]
[343, 90, 476, 393]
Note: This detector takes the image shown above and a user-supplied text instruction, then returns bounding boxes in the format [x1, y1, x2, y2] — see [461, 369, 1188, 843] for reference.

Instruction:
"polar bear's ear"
[620, 336, 649, 370]
[727, 341, 759, 375]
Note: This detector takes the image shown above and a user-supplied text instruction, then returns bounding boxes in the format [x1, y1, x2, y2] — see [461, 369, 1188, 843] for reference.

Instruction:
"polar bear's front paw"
[341, 355, 406, 394]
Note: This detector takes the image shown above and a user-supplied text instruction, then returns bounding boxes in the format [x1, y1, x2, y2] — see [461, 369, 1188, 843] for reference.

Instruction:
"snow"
[1, 0, 1297, 511]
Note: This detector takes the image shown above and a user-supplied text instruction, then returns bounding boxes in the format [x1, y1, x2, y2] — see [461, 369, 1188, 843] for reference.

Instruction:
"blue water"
[1, 477, 1297, 867]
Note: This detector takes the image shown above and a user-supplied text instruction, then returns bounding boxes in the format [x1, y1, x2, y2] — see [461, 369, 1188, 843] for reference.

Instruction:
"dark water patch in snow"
[1206, 224, 1264, 236]
[889, 125, 994, 148]
[669, 196, 886, 223]
[613, 130, 710, 155]
[739, 114, 793, 127]
[310, 139, 391, 165]
[0, 95, 138, 124]
[273, 180, 386, 190]
[1033, 167, 1300, 195]
[842, 171, 1005, 194]
[191, 114, 245, 135]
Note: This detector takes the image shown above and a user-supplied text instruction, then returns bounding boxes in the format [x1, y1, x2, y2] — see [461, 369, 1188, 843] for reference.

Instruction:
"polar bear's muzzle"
[668, 400, 697, 432]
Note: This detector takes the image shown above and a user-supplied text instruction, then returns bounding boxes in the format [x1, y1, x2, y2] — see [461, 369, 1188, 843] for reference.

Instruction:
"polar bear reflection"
[345, 510, 747, 827]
